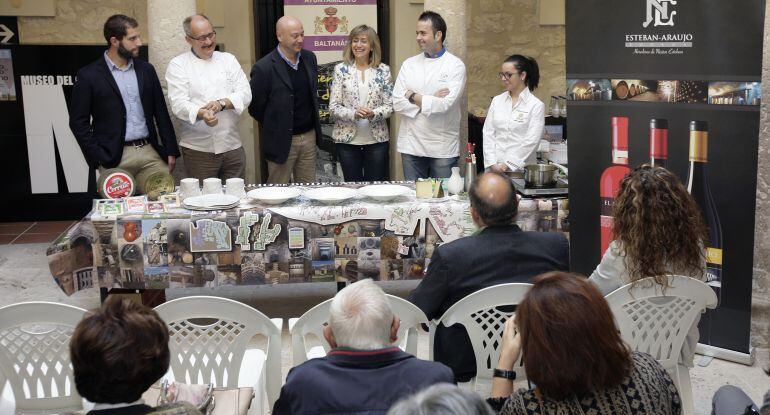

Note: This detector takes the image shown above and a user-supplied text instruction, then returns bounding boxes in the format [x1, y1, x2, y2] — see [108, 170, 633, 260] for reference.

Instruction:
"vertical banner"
[283, 0, 378, 181]
[566, 0, 764, 359]
[1, 45, 148, 221]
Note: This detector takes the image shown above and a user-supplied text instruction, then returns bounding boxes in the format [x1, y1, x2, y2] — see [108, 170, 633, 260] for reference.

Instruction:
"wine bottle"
[649, 118, 668, 168]
[686, 121, 723, 294]
[599, 116, 631, 256]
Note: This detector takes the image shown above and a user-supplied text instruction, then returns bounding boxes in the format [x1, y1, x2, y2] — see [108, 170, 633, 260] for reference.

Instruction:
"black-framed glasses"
[499, 71, 519, 80]
[189, 30, 216, 42]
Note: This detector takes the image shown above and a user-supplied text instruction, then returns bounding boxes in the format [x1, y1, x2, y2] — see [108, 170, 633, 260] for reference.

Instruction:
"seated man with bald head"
[408, 172, 570, 382]
[273, 279, 453, 414]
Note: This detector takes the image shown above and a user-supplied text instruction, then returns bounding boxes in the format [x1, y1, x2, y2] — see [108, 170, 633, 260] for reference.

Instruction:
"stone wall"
[18, 0, 147, 44]
[751, 0, 770, 349]
[466, 0, 565, 115]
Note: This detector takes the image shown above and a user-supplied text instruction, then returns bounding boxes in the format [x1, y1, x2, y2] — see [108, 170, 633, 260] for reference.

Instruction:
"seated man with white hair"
[273, 279, 454, 414]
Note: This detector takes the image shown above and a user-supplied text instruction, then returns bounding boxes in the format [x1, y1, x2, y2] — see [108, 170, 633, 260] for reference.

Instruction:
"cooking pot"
[524, 164, 558, 187]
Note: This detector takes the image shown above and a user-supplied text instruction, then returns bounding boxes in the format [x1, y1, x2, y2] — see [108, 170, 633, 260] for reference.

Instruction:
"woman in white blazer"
[329, 25, 393, 181]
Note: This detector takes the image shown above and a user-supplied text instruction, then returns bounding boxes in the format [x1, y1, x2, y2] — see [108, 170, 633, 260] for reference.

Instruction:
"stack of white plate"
[358, 184, 412, 201]
[182, 194, 241, 211]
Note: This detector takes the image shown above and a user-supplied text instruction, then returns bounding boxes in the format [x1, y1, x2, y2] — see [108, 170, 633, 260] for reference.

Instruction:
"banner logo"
[314, 7, 349, 34]
[643, 0, 677, 28]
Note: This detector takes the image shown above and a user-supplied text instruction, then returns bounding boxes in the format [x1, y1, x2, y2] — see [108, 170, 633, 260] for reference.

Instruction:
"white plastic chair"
[288, 295, 429, 365]
[428, 283, 533, 395]
[0, 301, 87, 414]
[605, 275, 718, 415]
[153, 296, 282, 415]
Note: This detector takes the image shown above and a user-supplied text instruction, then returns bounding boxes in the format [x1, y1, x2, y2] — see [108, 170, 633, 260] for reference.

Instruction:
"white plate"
[183, 194, 240, 208]
[304, 187, 357, 203]
[358, 184, 412, 201]
[247, 187, 302, 204]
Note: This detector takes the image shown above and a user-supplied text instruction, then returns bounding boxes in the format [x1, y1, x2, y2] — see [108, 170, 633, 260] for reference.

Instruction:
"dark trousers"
[336, 141, 389, 182]
[712, 385, 760, 415]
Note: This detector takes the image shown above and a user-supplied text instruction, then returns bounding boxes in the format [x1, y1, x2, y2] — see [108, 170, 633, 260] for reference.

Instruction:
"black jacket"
[248, 48, 322, 164]
[272, 347, 454, 414]
[408, 224, 570, 382]
[69, 55, 179, 169]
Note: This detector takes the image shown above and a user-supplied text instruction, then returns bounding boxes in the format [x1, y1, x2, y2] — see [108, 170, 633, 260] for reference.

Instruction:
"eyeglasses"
[499, 71, 519, 80]
[189, 30, 216, 42]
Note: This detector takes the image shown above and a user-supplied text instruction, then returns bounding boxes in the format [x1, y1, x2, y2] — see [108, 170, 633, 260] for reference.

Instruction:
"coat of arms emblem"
[314, 6, 349, 34]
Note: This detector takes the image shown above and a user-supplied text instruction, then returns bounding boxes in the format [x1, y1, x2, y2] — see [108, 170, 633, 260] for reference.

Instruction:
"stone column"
[751, 0, 770, 349]
[147, 0, 196, 181]
[424, 0, 469, 170]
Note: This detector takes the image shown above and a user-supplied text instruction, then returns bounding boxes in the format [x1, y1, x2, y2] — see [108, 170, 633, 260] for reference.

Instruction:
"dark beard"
[117, 43, 137, 60]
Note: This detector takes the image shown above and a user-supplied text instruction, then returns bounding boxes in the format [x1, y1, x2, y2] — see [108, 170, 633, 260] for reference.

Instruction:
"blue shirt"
[104, 52, 149, 141]
[424, 47, 447, 59]
[276, 46, 301, 71]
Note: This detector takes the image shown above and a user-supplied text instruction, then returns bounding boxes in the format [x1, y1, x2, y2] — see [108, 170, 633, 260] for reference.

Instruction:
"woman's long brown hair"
[613, 164, 708, 286]
[516, 272, 632, 400]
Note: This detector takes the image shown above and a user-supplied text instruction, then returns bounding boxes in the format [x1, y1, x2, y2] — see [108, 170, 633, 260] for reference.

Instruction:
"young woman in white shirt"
[482, 55, 545, 172]
[329, 25, 393, 182]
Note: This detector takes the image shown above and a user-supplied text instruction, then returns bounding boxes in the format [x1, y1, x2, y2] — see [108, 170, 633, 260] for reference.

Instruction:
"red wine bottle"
[650, 118, 668, 168]
[599, 116, 630, 256]
[686, 121, 723, 295]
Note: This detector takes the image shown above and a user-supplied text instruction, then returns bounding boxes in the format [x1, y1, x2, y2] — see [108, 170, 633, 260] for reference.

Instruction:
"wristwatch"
[408, 92, 417, 104]
[217, 99, 227, 111]
[493, 368, 516, 380]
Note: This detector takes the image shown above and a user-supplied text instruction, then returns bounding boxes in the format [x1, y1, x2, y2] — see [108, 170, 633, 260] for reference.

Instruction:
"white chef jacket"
[166, 51, 252, 154]
[482, 88, 545, 169]
[392, 51, 466, 158]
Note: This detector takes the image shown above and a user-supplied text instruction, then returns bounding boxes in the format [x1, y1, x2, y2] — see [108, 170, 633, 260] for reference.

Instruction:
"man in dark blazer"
[248, 15, 322, 184]
[69, 14, 179, 193]
[408, 172, 570, 382]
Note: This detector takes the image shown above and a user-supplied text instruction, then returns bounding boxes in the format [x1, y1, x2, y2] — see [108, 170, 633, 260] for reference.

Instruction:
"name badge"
[513, 109, 528, 123]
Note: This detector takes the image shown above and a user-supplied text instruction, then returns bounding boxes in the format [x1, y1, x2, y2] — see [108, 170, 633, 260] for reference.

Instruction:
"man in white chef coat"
[392, 10, 466, 181]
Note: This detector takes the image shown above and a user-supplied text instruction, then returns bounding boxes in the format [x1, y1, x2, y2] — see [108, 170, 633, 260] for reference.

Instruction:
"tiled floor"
[0, 221, 76, 245]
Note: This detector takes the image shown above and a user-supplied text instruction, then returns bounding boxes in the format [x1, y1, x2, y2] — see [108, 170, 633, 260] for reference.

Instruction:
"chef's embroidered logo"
[643, 0, 677, 28]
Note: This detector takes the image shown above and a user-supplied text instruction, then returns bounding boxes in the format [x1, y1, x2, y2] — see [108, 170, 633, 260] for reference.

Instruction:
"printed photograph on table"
[567, 79, 612, 101]
[334, 236, 358, 259]
[217, 250, 241, 285]
[264, 261, 289, 285]
[92, 220, 119, 288]
[403, 258, 428, 279]
[117, 219, 144, 289]
[142, 219, 168, 267]
[241, 252, 266, 285]
[708, 82, 762, 105]
[166, 219, 192, 267]
[335, 259, 359, 283]
[144, 267, 170, 289]
[191, 252, 219, 287]
[289, 251, 313, 283]
[189, 218, 232, 252]
[311, 260, 335, 282]
[380, 259, 404, 280]
[380, 235, 403, 260]
[357, 237, 381, 281]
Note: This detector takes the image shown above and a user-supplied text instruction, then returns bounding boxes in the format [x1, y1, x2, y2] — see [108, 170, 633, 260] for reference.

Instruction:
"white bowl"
[304, 187, 357, 203]
[358, 184, 411, 201]
[247, 187, 302, 204]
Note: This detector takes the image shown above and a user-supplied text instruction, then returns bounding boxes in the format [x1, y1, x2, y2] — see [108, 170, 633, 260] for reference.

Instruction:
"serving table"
[46, 183, 569, 298]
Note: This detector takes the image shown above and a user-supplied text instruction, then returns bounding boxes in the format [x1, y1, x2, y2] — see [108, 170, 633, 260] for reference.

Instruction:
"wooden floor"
[0, 221, 76, 245]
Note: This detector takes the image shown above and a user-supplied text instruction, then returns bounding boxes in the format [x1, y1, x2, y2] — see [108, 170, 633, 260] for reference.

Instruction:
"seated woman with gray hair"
[273, 279, 453, 414]
[388, 383, 494, 415]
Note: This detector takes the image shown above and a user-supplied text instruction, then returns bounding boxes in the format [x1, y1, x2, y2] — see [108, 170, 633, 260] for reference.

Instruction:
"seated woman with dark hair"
[70, 296, 201, 415]
[488, 272, 681, 415]
[590, 164, 708, 367]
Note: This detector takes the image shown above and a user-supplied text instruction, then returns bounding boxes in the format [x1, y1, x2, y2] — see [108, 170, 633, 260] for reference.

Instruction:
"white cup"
[179, 178, 201, 200]
[202, 177, 223, 195]
[225, 178, 246, 198]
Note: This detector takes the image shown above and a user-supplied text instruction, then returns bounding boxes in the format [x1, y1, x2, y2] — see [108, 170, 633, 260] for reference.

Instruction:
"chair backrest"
[0, 301, 87, 414]
[289, 294, 429, 365]
[153, 296, 282, 407]
[433, 283, 533, 388]
[605, 275, 718, 371]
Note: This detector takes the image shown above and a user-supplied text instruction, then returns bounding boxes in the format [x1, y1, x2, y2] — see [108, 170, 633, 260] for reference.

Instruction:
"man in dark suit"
[273, 279, 453, 414]
[248, 15, 322, 184]
[408, 172, 570, 382]
[69, 14, 179, 194]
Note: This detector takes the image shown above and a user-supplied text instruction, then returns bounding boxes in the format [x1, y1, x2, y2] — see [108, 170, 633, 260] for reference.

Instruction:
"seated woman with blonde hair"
[489, 272, 681, 415]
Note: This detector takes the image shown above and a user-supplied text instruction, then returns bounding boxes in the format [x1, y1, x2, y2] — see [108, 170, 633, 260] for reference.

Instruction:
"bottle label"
[600, 197, 614, 216]
[706, 247, 723, 265]
[689, 131, 708, 162]
[706, 264, 722, 287]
